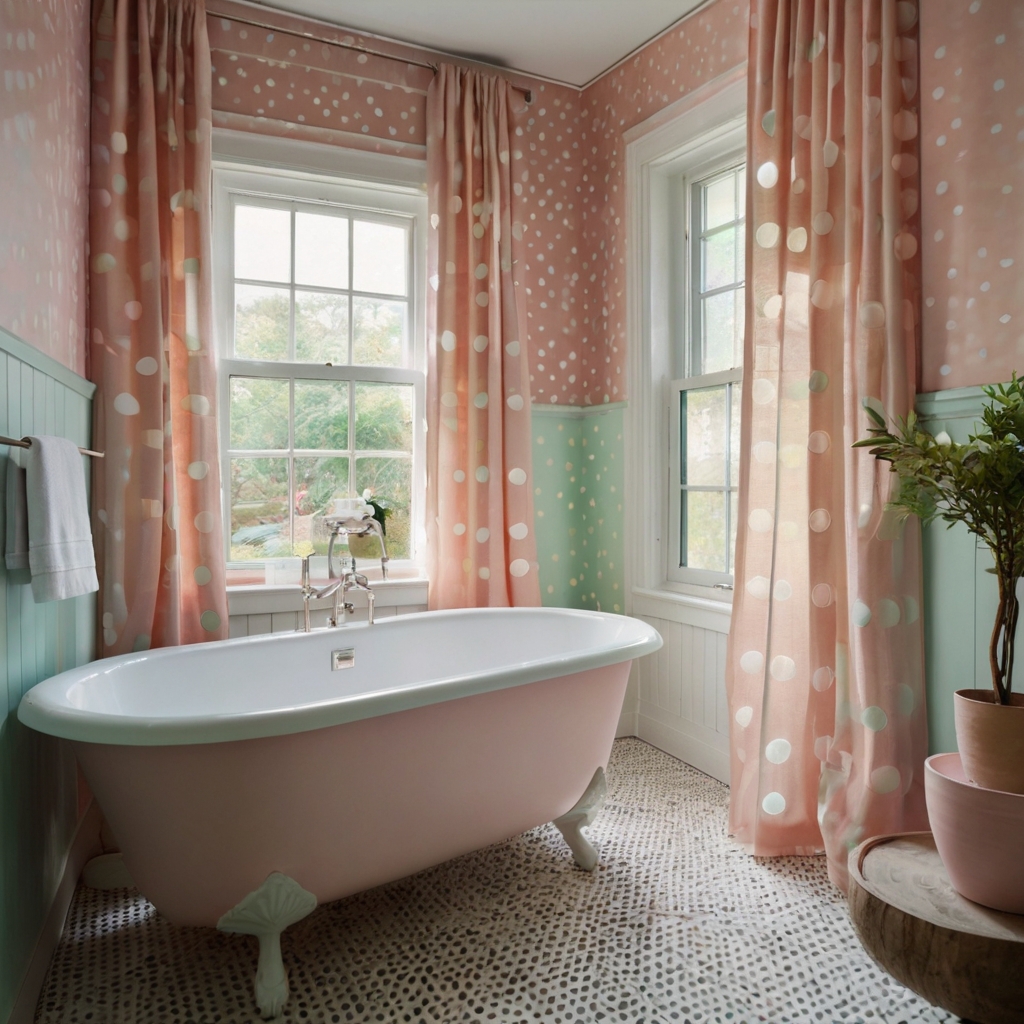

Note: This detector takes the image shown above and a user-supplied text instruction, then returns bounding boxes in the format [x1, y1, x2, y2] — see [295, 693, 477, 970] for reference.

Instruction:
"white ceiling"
[251, 0, 710, 88]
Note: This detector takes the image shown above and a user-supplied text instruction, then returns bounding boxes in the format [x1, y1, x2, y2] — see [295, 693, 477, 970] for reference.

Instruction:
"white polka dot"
[810, 280, 832, 309]
[453, 469, 466, 483]
[761, 792, 786, 816]
[125, 300, 142, 320]
[746, 576, 770, 600]
[773, 579, 793, 601]
[508, 468, 527, 485]
[787, 227, 808, 252]
[111, 131, 127, 154]
[187, 461, 208, 480]
[809, 508, 831, 532]
[473, 393, 488, 408]
[507, 394, 525, 411]
[876, 598, 901, 627]
[113, 393, 140, 416]
[811, 583, 833, 608]
[473, 335, 489, 352]
[812, 666, 834, 691]
[475, 292, 488, 307]
[860, 302, 885, 329]
[853, 600, 872, 626]
[476, 528, 490, 543]
[763, 294, 783, 319]
[135, 356, 158, 376]
[440, 330, 456, 351]
[811, 211, 834, 236]
[748, 508, 773, 533]
[194, 565, 212, 586]
[475, 263, 489, 279]
[770, 655, 796, 681]
[756, 161, 779, 188]
[904, 595, 920, 624]
[509, 522, 529, 540]
[509, 558, 530, 577]
[870, 766, 901, 794]
[449, 195, 463, 213]
[505, 341, 521, 357]
[808, 370, 829, 392]
[754, 441, 776, 464]
[755, 222, 781, 248]
[894, 232, 917, 260]
[735, 705, 754, 728]
[478, 567, 491, 580]
[181, 395, 210, 415]
[441, 392, 458, 407]
[862, 706, 888, 732]
[740, 650, 764, 676]
[752, 378, 776, 404]
[823, 139, 839, 166]
[475, 466, 489, 483]
[765, 738, 792, 764]
[453, 522, 466, 535]
[808, 430, 830, 453]
[193, 511, 215, 533]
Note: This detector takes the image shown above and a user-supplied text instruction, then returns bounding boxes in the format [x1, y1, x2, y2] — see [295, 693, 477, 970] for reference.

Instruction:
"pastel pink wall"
[0, 0, 90, 375]
[919, 1, 1024, 393]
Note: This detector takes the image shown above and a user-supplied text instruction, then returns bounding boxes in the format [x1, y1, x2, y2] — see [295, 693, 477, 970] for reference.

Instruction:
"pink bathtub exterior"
[74, 662, 628, 926]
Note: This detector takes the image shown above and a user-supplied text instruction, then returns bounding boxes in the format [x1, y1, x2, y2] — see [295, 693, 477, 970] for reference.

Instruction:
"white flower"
[934, 430, 952, 445]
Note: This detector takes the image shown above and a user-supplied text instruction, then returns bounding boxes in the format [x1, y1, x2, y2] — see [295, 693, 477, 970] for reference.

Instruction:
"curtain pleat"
[425, 65, 540, 609]
[89, 0, 227, 653]
[726, 0, 929, 888]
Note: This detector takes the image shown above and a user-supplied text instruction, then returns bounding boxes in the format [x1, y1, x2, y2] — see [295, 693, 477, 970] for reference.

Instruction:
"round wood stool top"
[848, 832, 1024, 1024]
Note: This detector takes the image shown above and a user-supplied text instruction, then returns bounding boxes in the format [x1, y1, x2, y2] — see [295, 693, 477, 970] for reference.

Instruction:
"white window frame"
[211, 133, 428, 580]
[625, 75, 747, 605]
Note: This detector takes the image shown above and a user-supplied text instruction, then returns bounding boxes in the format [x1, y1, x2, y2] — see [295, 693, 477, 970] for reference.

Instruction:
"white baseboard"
[8, 801, 103, 1024]
[616, 703, 638, 738]
[637, 713, 730, 785]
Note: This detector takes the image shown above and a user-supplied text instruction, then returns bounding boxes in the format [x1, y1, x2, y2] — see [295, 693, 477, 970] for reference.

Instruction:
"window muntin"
[670, 159, 746, 586]
[217, 178, 423, 574]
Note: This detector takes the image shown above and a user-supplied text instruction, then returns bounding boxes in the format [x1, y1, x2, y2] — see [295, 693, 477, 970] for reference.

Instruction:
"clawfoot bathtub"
[20, 606, 661, 1018]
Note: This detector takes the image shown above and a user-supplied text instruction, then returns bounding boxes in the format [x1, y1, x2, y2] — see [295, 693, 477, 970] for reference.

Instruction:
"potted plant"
[855, 375, 1024, 794]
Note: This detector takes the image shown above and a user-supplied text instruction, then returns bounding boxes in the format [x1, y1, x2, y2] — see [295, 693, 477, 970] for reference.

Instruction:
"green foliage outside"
[229, 291, 412, 563]
[855, 376, 1024, 704]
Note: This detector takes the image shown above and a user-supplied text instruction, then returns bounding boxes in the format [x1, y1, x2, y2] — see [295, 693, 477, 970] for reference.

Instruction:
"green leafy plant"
[361, 490, 395, 536]
[854, 375, 1024, 705]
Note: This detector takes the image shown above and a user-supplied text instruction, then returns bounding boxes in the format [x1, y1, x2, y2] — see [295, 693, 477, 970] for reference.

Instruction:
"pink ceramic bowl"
[924, 752, 1024, 914]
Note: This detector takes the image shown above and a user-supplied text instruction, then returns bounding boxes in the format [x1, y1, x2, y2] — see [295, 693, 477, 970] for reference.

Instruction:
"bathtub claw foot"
[217, 872, 317, 1019]
[553, 766, 607, 871]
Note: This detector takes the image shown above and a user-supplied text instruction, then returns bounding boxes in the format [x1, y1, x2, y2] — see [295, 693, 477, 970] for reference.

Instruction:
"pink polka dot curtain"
[425, 65, 540, 609]
[726, 0, 929, 889]
[89, 0, 227, 653]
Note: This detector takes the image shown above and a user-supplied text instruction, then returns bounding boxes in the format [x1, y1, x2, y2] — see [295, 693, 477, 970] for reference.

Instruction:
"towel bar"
[0, 435, 104, 458]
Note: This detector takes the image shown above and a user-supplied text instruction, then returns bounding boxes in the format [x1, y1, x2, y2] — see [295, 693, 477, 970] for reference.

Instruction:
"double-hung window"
[669, 159, 746, 586]
[213, 166, 426, 583]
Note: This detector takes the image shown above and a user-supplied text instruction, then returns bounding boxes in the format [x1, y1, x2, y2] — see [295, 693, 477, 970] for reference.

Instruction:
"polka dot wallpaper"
[919, 1, 1024, 392]
[0, 0, 90, 375]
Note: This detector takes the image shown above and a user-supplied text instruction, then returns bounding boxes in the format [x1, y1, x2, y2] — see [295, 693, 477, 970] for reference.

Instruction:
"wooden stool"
[848, 832, 1024, 1024]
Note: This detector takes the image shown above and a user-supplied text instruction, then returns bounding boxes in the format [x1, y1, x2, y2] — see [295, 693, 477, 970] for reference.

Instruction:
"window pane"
[702, 227, 739, 291]
[229, 457, 290, 559]
[683, 386, 726, 486]
[355, 383, 413, 451]
[704, 174, 736, 230]
[683, 490, 726, 572]
[353, 221, 407, 296]
[728, 488, 739, 573]
[295, 212, 348, 289]
[355, 456, 411, 560]
[295, 291, 349, 364]
[294, 380, 349, 451]
[235, 284, 290, 360]
[230, 377, 289, 450]
[295, 456, 349, 551]
[703, 289, 742, 374]
[235, 206, 290, 283]
[353, 297, 405, 367]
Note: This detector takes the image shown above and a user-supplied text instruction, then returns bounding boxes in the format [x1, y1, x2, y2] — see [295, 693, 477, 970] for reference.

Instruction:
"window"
[669, 162, 746, 585]
[213, 166, 426, 582]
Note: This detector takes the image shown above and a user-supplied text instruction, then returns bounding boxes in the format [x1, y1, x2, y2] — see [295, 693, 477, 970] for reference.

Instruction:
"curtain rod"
[1, 435, 104, 458]
[211, 11, 533, 102]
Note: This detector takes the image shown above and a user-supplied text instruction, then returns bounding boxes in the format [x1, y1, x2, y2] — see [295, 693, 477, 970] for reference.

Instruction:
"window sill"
[227, 576, 429, 617]
[631, 585, 732, 633]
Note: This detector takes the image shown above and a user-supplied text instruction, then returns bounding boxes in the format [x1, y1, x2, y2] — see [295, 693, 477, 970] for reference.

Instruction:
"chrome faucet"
[299, 554, 375, 632]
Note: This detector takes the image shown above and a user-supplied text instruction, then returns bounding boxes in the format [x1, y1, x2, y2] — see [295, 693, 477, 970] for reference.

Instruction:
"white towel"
[4, 454, 29, 572]
[24, 435, 99, 603]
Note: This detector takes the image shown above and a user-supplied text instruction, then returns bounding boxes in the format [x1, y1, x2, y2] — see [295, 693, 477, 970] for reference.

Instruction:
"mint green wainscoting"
[915, 385, 1023, 755]
[0, 327, 97, 1024]
[531, 403, 626, 613]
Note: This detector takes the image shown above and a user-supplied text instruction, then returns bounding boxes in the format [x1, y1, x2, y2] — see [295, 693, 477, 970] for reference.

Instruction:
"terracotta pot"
[953, 689, 1024, 795]
[925, 752, 1024, 914]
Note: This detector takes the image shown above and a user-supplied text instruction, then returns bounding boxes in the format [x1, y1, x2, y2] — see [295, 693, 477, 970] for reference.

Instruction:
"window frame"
[212, 161, 427, 578]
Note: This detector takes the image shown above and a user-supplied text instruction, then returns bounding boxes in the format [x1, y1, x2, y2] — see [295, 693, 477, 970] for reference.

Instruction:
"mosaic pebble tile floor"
[36, 739, 959, 1024]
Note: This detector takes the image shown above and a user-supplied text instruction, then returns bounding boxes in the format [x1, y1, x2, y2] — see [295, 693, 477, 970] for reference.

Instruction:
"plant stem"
[991, 575, 1009, 705]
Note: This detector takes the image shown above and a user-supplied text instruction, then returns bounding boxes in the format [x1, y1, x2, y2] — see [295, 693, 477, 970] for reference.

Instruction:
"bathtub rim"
[19, 606, 662, 747]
